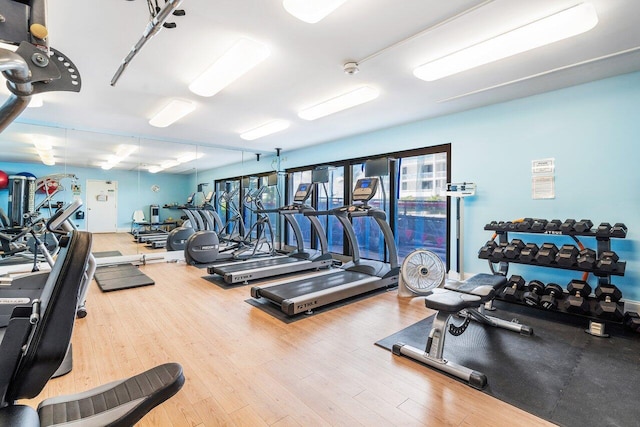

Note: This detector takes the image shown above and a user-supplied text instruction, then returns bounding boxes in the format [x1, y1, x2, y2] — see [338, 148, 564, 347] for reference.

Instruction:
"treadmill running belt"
[213, 256, 302, 274]
[258, 271, 372, 304]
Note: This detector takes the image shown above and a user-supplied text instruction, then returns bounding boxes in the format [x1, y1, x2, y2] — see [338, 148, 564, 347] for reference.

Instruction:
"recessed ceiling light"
[298, 86, 379, 120]
[240, 119, 290, 140]
[149, 99, 196, 128]
[414, 3, 599, 81]
[177, 152, 204, 163]
[189, 38, 270, 97]
[283, 0, 348, 23]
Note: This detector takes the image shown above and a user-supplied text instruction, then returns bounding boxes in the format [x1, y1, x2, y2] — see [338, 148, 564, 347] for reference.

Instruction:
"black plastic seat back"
[6, 231, 92, 401]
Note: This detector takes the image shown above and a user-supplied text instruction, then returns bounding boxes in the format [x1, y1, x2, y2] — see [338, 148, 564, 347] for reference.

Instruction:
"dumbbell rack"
[480, 220, 627, 337]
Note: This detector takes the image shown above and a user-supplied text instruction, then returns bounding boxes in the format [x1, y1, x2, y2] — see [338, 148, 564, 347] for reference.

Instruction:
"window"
[317, 167, 345, 254]
[352, 163, 390, 261]
[287, 171, 313, 249]
[396, 151, 448, 264]
[284, 144, 450, 268]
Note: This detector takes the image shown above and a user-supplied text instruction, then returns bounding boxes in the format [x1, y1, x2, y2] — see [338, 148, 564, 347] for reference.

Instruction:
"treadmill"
[250, 177, 399, 316]
[208, 183, 333, 284]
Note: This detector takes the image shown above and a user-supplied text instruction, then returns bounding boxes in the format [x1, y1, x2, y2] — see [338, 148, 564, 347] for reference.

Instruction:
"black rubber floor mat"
[376, 302, 640, 427]
[95, 264, 154, 292]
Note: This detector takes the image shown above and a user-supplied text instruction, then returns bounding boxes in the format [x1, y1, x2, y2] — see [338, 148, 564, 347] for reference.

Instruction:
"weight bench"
[0, 230, 185, 426]
[393, 273, 533, 389]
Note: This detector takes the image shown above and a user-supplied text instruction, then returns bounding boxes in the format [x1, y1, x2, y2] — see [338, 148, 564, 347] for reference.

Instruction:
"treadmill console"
[352, 178, 379, 202]
[204, 191, 214, 204]
[294, 183, 313, 203]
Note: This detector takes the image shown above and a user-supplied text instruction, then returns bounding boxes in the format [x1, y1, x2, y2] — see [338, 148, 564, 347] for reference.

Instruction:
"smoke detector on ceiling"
[343, 62, 359, 75]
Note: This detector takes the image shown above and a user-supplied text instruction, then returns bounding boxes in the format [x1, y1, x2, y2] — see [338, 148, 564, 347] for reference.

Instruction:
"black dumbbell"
[595, 222, 612, 238]
[593, 285, 624, 321]
[485, 221, 499, 230]
[535, 243, 559, 265]
[478, 240, 497, 259]
[573, 219, 593, 233]
[531, 219, 548, 231]
[610, 223, 627, 238]
[576, 248, 596, 270]
[596, 251, 620, 272]
[625, 312, 640, 333]
[560, 219, 576, 233]
[541, 283, 564, 310]
[555, 244, 579, 267]
[565, 280, 592, 314]
[497, 221, 511, 231]
[502, 275, 525, 301]
[503, 239, 525, 259]
[516, 218, 534, 231]
[490, 242, 508, 261]
[545, 219, 562, 231]
[523, 280, 545, 307]
[519, 243, 539, 263]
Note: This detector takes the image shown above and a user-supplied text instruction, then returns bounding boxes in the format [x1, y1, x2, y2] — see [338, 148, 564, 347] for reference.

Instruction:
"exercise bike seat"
[37, 362, 184, 427]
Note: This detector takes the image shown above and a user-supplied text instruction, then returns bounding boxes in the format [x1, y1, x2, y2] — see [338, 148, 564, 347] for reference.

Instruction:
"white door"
[86, 180, 118, 233]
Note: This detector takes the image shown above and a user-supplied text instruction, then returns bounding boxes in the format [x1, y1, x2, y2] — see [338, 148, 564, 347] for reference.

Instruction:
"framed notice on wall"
[531, 158, 555, 199]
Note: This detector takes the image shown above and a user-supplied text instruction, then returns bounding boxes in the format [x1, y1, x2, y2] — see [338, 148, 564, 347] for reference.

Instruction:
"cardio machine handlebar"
[47, 199, 83, 233]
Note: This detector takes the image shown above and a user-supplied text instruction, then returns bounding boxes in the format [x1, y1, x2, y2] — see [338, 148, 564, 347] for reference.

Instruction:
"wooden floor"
[22, 232, 552, 426]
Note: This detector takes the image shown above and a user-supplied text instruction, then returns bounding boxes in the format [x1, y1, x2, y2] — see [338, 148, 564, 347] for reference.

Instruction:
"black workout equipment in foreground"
[378, 300, 640, 427]
[0, 0, 82, 132]
[0, 230, 185, 425]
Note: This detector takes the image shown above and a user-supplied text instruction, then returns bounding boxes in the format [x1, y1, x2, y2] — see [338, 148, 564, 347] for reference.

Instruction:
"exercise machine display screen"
[353, 178, 379, 202]
[204, 191, 214, 203]
[294, 183, 313, 202]
[186, 193, 195, 204]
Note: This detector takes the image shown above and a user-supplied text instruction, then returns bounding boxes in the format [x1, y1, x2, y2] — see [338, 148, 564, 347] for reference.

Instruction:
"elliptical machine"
[164, 193, 197, 251]
[184, 186, 275, 265]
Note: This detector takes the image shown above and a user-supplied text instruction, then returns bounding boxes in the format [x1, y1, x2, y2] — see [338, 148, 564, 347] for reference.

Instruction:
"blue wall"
[0, 162, 190, 230]
[194, 71, 640, 301]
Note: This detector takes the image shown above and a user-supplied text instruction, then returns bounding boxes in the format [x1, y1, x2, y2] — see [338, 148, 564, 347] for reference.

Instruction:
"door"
[86, 180, 118, 233]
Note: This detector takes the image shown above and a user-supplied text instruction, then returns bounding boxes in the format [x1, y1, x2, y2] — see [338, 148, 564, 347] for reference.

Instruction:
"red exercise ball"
[0, 170, 8, 189]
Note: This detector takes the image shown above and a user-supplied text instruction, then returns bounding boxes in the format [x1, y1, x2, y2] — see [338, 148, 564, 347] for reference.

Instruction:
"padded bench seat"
[426, 273, 507, 311]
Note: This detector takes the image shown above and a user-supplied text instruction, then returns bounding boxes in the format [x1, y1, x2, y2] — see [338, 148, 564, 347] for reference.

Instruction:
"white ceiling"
[2, 0, 640, 174]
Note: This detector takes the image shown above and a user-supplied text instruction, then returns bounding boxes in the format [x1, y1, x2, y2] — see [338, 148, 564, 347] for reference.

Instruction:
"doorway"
[86, 180, 118, 233]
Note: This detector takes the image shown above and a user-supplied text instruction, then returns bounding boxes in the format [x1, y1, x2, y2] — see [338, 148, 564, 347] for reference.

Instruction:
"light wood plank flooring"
[21, 232, 552, 426]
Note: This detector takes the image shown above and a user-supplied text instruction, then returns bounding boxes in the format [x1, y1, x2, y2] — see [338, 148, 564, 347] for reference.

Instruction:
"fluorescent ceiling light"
[101, 164, 113, 170]
[283, 0, 348, 23]
[116, 144, 138, 158]
[148, 166, 162, 174]
[414, 2, 599, 81]
[38, 151, 55, 166]
[189, 38, 270, 97]
[161, 160, 180, 169]
[240, 119, 290, 140]
[149, 99, 196, 128]
[177, 152, 204, 163]
[298, 86, 379, 120]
